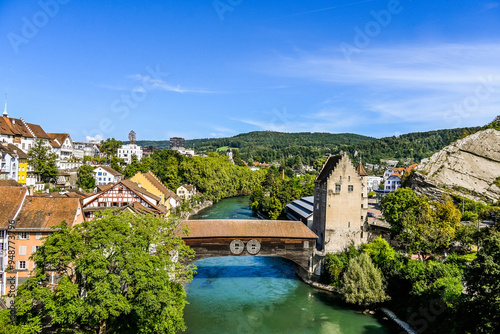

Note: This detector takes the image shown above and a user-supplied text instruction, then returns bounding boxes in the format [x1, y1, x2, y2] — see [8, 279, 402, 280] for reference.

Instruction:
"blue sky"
[1, 0, 499, 141]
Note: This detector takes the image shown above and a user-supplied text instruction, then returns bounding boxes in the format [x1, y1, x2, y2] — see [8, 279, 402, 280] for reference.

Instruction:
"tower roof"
[356, 163, 368, 176]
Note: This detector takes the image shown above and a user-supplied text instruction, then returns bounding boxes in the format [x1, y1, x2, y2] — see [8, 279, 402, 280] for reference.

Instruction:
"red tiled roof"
[0, 142, 29, 158]
[177, 220, 318, 239]
[15, 197, 81, 230]
[0, 187, 28, 228]
[47, 133, 69, 148]
[0, 117, 33, 137]
[0, 179, 22, 187]
[26, 122, 50, 139]
[182, 184, 195, 192]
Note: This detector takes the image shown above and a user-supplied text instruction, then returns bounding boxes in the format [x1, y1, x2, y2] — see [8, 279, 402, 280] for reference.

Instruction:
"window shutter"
[32, 246, 37, 254]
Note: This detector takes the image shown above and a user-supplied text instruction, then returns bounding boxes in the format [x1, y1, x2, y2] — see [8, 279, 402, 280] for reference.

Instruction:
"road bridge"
[176, 220, 318, 278]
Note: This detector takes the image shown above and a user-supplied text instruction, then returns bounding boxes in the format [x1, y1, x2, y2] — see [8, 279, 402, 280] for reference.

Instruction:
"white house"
[117, 144, 143, 164]
[74, 142, 100, 158]
[384, 173, 402, 192]
[47, 133, 83, 170]
[93, 165, 123, 186]
[0, 142, 20, 181]
[366, 175, 383, 193]
[176, 184, 196, 201]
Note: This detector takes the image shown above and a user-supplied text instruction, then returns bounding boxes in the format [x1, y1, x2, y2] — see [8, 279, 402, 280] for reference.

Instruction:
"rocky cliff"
[410, 129, 500, 203]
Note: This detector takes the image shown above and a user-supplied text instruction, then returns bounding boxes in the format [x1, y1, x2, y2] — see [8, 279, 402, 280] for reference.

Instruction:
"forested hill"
[136, 127, 480, 166]
[137, 131, 373, 150]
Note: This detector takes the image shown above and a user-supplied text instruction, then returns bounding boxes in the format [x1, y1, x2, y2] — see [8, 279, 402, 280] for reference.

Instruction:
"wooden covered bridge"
[176, 220, 318, 277]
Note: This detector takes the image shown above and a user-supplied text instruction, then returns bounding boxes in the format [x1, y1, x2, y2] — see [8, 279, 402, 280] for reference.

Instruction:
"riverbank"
[182, 200, 213, 220]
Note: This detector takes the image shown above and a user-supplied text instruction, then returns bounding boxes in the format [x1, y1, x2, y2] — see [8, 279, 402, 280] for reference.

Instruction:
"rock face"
[411, 129, 500, 203]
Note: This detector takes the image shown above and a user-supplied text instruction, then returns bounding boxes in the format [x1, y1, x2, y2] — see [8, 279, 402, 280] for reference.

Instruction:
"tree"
[77, 164, 96, 191]
[100, 138, 123, 159]
[13, 211, 195, 334]
[340, 252, 390, 306]
[361, 236, 396, 267]
[464, 231, 500, 332]
[28, 139, 58, 183]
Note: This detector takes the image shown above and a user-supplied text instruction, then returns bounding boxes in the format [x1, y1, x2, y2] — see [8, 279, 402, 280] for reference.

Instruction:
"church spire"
[2, 94, 7, 117]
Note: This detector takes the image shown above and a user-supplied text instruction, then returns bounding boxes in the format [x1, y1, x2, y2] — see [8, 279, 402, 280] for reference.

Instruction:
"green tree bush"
[13, 211, 195, 334]
[27, 139, 58, 183]
[340, 253, 390, 307]
[77, 164, 95, 191]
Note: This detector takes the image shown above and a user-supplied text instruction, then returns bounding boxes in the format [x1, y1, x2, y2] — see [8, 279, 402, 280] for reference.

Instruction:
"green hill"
[136, 127, 480, 167]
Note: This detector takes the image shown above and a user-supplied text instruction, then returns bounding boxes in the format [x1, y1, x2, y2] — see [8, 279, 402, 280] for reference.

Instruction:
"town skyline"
[1, 1, 499, 141]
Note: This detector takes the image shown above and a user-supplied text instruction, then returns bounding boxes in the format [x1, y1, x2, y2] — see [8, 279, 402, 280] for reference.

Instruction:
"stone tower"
[311, 153, 368, 254]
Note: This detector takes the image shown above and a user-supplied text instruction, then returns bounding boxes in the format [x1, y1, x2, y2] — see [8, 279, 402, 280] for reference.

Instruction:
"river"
[184, 196, 395, 334]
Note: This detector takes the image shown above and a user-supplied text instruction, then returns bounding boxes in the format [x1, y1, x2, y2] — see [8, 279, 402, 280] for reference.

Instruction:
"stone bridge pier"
[177, 220, 318, 279]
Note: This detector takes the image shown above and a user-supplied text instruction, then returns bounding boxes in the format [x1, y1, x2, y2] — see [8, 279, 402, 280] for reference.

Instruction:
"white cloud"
[261, 43, 500, 129]
[129, 74, 219, 94]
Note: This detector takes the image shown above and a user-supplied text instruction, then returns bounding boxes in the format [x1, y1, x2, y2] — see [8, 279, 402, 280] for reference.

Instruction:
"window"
[18, 232, 29, 240]
[339, 176, 342, 181]
[348, 176, 351, 181]
[98, 172, 102, 176]
[335, 185, 341, 192]
[32, 245, 41, 254]
[348, 222, 351, 228]
[361, 215, 364, 220]
[19, 246, 27, 255]
[36, 232, 43, 240]
[18, 261, 26, 269]
[348, 185, 354, 192]
[361, 204, 364, 209]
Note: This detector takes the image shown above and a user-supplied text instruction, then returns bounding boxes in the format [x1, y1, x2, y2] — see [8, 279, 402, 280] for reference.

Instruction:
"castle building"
[311, 153, 368, 254]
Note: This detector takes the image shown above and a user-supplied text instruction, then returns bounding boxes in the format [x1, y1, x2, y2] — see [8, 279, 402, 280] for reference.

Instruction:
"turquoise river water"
[184, 196, 395, 334]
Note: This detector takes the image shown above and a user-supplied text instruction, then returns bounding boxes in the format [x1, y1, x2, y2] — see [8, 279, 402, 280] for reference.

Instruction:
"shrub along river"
[184, 196, 395, 333]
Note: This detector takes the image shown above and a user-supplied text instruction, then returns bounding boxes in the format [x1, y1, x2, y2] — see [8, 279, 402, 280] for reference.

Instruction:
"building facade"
[117, 144, 143, 164]
[176, 184, 197, 201]
[82, 180, 167, 221]
[0, 187, 83, 295]
[93, 165, 122, 186]
[311, 153, 368, 254]
[169, 137, 185, 149]
[130, 172, 180, 213]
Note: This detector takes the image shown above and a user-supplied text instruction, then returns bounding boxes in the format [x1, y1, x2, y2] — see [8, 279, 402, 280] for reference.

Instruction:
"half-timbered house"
[82, 179, 167, 221]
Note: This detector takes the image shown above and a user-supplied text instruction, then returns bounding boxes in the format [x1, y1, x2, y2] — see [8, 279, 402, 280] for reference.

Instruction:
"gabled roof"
[0, 142, 28, 158]
[0, 117, 50, 139]
[15, 197, 81, 230]
[95, 165, 122, 177]
[0, 117, 33, 137]
[180, 184, 195, 192]
[0, 187, 28, 228]
[84, 180, 166, 214]
[139, 172, 180, 201]
[26, 122, 50, 139]
[47, 133, 69, 148]
[122, 179, 162, 202]
[316, 154, 342, 183]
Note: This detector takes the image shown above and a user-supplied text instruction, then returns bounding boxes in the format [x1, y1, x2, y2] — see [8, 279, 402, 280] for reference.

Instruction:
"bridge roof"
[177, 220, 318, 239]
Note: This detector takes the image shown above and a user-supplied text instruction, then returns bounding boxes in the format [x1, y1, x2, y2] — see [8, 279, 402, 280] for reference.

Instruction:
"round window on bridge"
[229, 239, 245, 255]
[246, 239, 261, 255]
